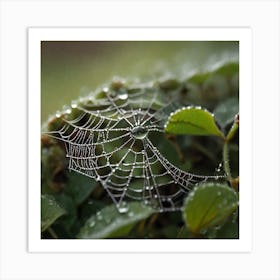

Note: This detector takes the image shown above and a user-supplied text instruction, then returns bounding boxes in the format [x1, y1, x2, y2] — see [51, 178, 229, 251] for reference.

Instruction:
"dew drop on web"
[118, 201, 129, 213]
[131, 126, 148, 140]
[118, 92, 128, 100]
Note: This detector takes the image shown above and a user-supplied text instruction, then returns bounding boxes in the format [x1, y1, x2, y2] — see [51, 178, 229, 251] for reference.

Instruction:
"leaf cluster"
[41, 61, 239, 239]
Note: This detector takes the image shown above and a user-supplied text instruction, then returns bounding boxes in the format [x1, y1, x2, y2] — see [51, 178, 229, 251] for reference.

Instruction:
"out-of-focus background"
[41, 41, 238, 121]
[41, 41, 240, 239]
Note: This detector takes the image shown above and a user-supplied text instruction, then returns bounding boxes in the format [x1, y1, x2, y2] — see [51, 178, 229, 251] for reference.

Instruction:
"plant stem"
[223, 114, 239, 187]
[226, 122, 239, 142]
[47, 226, 58, 239]
[223, 141, 232, 181]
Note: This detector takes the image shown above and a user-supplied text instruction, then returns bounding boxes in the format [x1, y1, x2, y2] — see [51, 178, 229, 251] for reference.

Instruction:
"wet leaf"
[41, 194, 66, 232]
[183, 183, 238, 234]
[77, 202, 154, 239]
[216, 212, 239, 239]
[65, 172, 97, 205]
[165, 107, 224, 137]
[214, 97, 239, 127]
[52, 193, 77, 234]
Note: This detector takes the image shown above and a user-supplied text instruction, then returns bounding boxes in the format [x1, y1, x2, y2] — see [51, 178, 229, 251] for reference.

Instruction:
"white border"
[28, 27, 252, 253]
[1, 1, 279, 279]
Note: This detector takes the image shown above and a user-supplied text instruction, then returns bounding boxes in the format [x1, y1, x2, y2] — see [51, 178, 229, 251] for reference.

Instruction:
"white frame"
[28, 27, 252, 253]
[1, 1, 279, 279]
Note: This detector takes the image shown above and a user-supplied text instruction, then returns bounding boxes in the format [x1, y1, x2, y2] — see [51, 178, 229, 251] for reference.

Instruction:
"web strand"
[44, 89, 225, 212]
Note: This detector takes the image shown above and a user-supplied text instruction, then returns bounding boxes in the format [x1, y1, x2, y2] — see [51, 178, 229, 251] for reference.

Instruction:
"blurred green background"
[41, 41, 238, 121]
[41, 41, 239, 239]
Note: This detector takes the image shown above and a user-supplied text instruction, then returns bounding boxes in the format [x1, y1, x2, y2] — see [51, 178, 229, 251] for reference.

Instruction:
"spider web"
[44, 87, 224, 212]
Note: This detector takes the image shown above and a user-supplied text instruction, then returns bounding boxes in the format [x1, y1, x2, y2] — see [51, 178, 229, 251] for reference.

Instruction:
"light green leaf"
[77, 202, 154, 239]
[188, 72, 211, 84]
[165, 107, 224, 137]
[41, 194, 66, 232]
[214, 62, 239, 77]
[183, 183, 238, 234]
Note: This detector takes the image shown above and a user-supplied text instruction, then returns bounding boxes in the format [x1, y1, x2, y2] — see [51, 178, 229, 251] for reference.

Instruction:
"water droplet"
[118, 201, 129, 213]
[131, 126, 149, 140]
[189, 192, 195, 197]
[55, 111, 61, 118]
[79, 96, 85, 103]
[118, 92, 128, 100]
[71, 100, 78, 108]
[128, 211, 134, 217]
[96, 211, 103, 221]
[89, 220, 96, 227]
[103, 87, 109, 93]
[143, 200, 149, 206]
[62, 105, 71, 115]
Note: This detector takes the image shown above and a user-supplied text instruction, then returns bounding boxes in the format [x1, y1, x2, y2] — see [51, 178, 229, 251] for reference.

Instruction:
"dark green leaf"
[80, 199, 106, 225]
[165, 107, 224, 137]
[77, 202, 154, 239]
[53, 193, 77, 234]
[216, 211, 239, 239]
[159, 78, 181, 90]
[41, 194, 66, 232]
[214, 97, 239, 127]
[65, 172, 97, 205]
[183, 183, 238, 234]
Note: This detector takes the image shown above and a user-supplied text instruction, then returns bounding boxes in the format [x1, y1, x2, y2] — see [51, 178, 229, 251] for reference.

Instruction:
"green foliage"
[41, 59, 239, 239]
[77, 202, 154, 239]
[65, 173, 97, 206]
[165, 107, 224, 138]
[214, 97, 239, 128]
[183, 183, 238, 234]
[41, 194, 66, 232]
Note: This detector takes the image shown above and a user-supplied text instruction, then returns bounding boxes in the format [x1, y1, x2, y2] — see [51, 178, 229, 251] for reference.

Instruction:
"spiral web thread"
[45, 88, 223, 212]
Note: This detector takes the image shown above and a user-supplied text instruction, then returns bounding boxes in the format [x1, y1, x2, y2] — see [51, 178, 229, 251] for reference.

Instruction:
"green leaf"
[159, 78, 181, 90]
[65, 172, 97, 205]
[183, 183, 238, 234]
[41, 194, 66, 232]
[188, 72, 211, 84]
[214, 97, 239, 128]
[216, 212, 239, 239]
[77, 202, 154, 239]
[52, 193, 77, 234]
[165, 107, 224, 137]
[214, 62, 239, 77]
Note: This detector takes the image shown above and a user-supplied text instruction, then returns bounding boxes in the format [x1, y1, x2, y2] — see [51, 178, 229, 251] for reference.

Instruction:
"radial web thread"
[45, 88, 224, 212]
